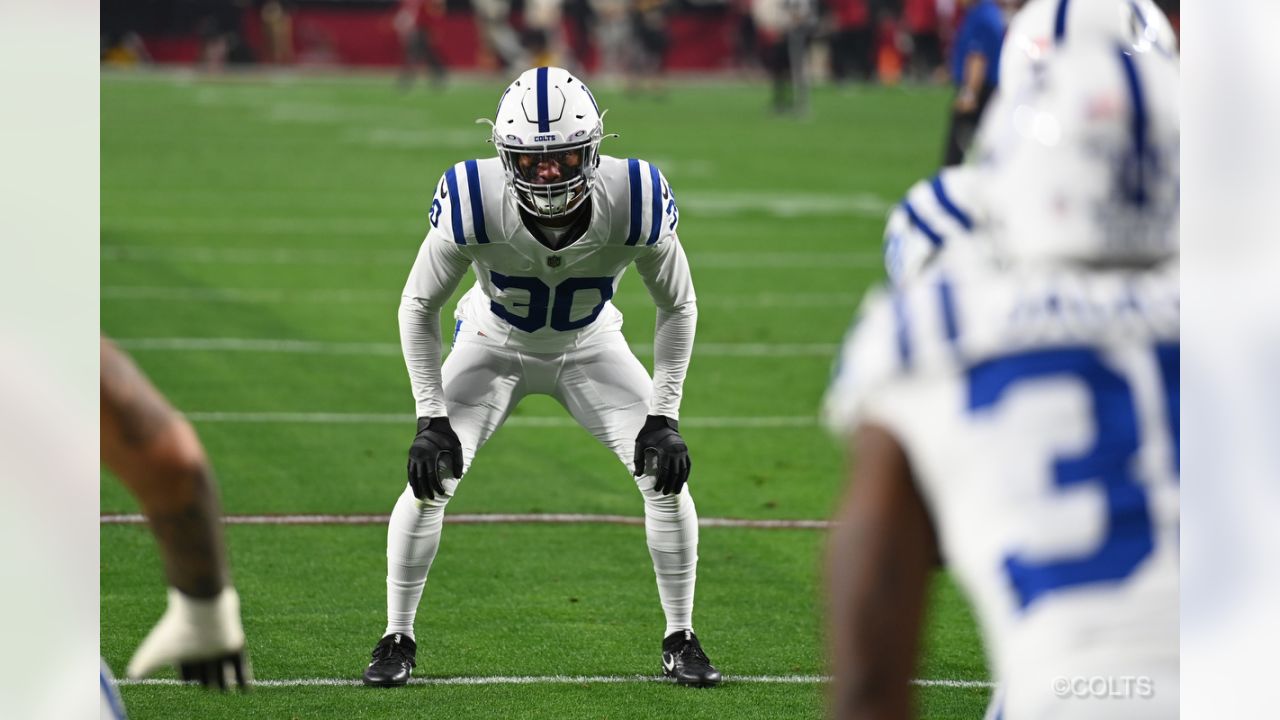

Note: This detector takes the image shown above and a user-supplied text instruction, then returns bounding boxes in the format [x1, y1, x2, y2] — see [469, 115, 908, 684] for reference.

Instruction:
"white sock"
[640, 482, 699, 639]
[384, 484, 452, 640]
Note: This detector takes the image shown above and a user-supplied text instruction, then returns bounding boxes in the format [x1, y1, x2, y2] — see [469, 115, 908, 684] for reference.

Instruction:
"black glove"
[632, 415, 692, 496]
[178, 650, 252, 690]
[407, 416, 464, 500]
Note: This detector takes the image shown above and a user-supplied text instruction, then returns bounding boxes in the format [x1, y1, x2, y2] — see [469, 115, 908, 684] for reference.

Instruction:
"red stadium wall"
[141, 7, 736, 71]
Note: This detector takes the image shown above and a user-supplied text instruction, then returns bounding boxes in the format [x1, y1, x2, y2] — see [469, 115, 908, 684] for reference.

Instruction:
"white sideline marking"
[115, 675, 994, 688]
[101, 513, 832, 529]
[101, 244, 882, 269]
[176, 412, 817, 428]
[114, 337, 840, 358]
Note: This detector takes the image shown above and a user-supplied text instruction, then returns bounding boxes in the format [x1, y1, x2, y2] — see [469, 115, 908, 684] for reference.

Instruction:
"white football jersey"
[825, 258, 1179, 719]
[405, 154, 692, 354]
[882, 165, 986, 285]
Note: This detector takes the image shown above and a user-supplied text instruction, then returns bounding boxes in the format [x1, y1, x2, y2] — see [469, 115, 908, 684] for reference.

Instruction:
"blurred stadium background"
[101, 1, 1178, 84]
[100, 1, 1179, 718]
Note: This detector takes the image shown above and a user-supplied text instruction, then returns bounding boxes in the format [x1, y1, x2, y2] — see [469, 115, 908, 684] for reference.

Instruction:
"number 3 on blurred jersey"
[968, 344, 1179, 610]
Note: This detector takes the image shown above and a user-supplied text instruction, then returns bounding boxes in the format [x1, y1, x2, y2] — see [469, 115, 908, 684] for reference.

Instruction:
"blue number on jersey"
[1156, 343, 1179, 474]
[489, 272, 551, 333]
[489, 272, 615, 333]
[968, 347, 1159, 611]
[429, 199, 443, 228]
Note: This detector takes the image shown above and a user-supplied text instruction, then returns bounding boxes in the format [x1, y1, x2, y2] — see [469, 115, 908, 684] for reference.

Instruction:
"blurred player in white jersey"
[361, 66, 720, 688]
[882, 0, 1178, 289]
[824, 39, 1179, 720]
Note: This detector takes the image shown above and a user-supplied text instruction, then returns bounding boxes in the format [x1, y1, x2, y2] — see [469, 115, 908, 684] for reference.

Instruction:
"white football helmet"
[981, 39, 1179, 266]
[488, 66, 605, 218]
[1001, 0, 1178, 98]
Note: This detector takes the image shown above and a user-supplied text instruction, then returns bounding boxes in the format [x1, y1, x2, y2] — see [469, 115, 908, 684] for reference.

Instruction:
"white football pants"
[384, 327, 699, 641]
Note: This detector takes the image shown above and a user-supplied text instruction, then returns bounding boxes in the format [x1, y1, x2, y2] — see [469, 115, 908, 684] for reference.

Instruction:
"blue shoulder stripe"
[444, 165, 465, 245]
[902, 200, 944, 247]
[463, 159, 489, 244]
[937, 275, 960, 350]
[536, 67, 550, 133]
[646, 163, 663, 245]
[930, 175, 974, 230]
[1118, 48, 1150, 206]
[891, 293, 913, 370]
[626, 159, 643, 245]
[1054, 0, 1071, 43]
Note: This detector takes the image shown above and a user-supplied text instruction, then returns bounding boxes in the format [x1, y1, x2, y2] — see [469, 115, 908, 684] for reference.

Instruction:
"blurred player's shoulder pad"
[823, 256, 1180, 437]
[594, 155, 681, 248]
[425, 157, 507, 247]
[883, 165, 984, 285]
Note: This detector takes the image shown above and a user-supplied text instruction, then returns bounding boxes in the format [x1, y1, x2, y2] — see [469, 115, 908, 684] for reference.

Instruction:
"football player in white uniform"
[825, 40, 1179, 719]
[361, 66, 720, 688]
[882, 0, 1178, 288]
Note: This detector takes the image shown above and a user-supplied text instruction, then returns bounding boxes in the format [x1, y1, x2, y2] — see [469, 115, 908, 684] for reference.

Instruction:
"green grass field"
[101, 71, 991, 718]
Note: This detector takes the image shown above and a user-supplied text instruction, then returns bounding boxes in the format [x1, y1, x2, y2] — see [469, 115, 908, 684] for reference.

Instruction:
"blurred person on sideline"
[942, 0, 1017, 164]
[473, 0, 529, 70]
[524, 0, 571, 67]
[394, 0, 447, 88]
[754, 0, 816, 113]
[259, 0, 294, 65]
[101, 338, 251, 708]
[902, 0, 944, 80]
[827, 0, 874, 83]
[627, 0, 670, 94]
[825, 39, 1179, 719]
[591, 0, 632, 78]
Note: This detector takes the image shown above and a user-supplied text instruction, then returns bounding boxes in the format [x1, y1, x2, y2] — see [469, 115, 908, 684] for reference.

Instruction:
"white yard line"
[115, 675, 993, 688]
[101, 512, 830, 529]
[114, 337, 840, 358]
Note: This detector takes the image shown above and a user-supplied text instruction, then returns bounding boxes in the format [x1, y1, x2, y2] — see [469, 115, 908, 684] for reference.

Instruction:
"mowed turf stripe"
[101, 513, 831, 529]
[178, 412, 818, 428]
[115, 337, 840, 358]
[103, 286, 861, 309]
[116, 676, 994, 688]
[101, 244, 883, 269]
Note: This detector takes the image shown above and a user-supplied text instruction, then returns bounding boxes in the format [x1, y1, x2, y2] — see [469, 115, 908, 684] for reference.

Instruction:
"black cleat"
[362, 633, 416, 687]
[662, 630, 722, 687]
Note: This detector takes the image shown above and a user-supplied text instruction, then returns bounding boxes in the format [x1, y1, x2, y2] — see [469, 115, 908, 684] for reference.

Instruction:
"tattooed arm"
[102, 338, 250, 687]
[101, 337, 230, 597]
[826, 424, 940, 720]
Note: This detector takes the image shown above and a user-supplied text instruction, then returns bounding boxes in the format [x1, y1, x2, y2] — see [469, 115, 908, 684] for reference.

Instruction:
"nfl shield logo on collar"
[547, 255, 562, 268]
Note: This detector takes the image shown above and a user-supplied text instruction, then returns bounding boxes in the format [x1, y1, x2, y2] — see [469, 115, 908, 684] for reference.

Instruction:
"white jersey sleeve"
[633, 165, 696, 418]
[883, 167, 980, 285]
[399, 170, 473, 418]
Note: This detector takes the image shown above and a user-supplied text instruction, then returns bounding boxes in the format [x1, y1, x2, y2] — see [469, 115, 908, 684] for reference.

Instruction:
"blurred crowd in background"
[102, 0, 1178, 84]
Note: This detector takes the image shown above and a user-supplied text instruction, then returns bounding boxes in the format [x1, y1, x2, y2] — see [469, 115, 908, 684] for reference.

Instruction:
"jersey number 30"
[488, 272, 615, 333]
[968, 344, 1179, 611]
